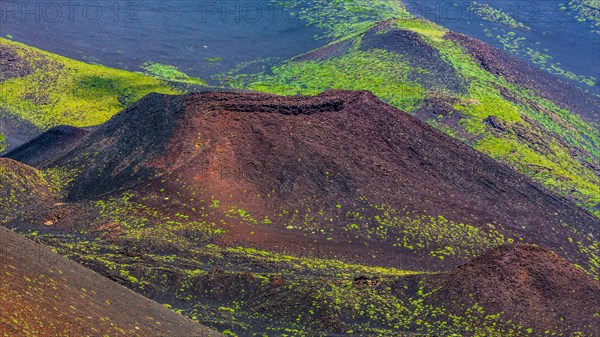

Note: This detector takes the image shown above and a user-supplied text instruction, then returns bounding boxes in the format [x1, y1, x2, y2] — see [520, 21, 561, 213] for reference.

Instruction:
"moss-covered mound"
[0, 38, 180, 152]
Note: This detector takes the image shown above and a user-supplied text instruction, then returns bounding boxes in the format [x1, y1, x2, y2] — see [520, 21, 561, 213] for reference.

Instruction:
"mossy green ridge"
[234, 18, 600, 216]
[142, 62, 207, 86]
[245, 48, 426, 113]
[0, 38, 181, 129]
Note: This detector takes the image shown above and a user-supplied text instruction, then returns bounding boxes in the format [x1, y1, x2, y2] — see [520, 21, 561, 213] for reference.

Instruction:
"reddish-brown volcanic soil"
[7, 90, 599, 270]
[0, 226, 221, 337]
[428, 244, 600, 335]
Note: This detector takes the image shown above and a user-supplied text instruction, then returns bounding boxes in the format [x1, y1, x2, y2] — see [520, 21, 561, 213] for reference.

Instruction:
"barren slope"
[0, 226, 220, 337]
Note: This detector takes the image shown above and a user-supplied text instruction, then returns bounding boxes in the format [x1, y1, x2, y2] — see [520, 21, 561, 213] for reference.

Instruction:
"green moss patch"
[141, 62, 207, 86]
[0, 38, 180, 129]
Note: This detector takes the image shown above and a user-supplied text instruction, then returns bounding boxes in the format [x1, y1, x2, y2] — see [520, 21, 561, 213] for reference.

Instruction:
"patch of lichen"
[0, 133, 7, 153]
[0, 159, 51, 218]
[273, 0, 411, 39]
[0, 38, 181, 129]
[269, 195, 513, 261]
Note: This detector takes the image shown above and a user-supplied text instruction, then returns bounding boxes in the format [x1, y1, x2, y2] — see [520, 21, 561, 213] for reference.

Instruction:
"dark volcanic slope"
[0, 158, 51, 218]
[6, 125, 91, 167]
[0, 226, 221, 337]
[360, 21, 465, 93]
[0, 111, 41, 155]
[9, 91, 599, 269]
[447, 31, 600, 124]
[429, 244, 600, 336]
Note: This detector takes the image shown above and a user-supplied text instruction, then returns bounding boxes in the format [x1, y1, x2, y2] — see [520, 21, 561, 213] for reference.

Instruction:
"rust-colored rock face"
[432, 244, 600, 335]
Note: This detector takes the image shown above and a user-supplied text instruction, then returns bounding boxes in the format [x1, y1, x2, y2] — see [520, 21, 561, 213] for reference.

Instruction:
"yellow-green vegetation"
[470, 0, 596, 87]
[274, 0, 410, 39]
[142, 62, 207, 86]
[24, 230, 563, 336]
[484, 29, 597, 86]
[558, 222, 600, 280]
[469, 1, 530, 30]
[221, 246, 421, 278]
[0, 38, 180, 129]
[94, 192, 224, 251]
[237, 17, 600, 216]
[43, 165, 82, 197]
[272, 196, 513, 260]
[426, 23, 600, 215]
[565, 0, 600, 34]
[0, 133, 6, 152]
[245, 48, 426, 112]
[0, 159, 50, 217]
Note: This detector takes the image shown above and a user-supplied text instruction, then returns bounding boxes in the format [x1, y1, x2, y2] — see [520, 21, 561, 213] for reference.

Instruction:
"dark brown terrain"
[6, 90, 599, 265]
[429, 244, 600, 335]
[9, 91, 598, 264]
[3, 90, 599, 335]
[0, 226, 221, 337]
